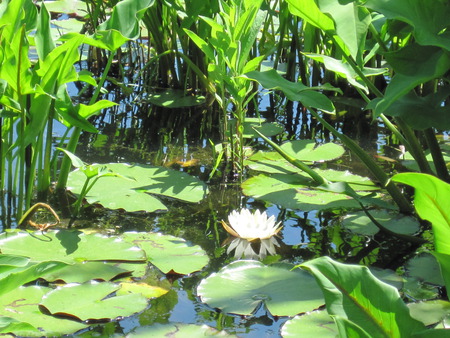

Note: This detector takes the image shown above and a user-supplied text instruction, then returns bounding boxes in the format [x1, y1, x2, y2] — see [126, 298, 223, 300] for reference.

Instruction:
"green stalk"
[309, 109, 413, 214]
[424, 128, 450, 182]
[56, 49, 117, 191]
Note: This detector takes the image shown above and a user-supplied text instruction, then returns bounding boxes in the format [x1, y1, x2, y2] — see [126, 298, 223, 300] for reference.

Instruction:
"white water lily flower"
[221, 209, 282, 259]
[221, 209, 282, 240]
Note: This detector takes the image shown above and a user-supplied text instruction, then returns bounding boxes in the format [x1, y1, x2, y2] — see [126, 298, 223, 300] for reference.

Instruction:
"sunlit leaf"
[0, 230, 146, 264]
[408, 300, 450, 327]
[117, 282, 168, 299]
[197, 260, 324, 316]
[67, 163, 208, 212]
[342, 209, 420, 236]
[121, 232, 209, 275]
[40, 282, 148, 321]
[0, 286, 88, 337]
[147, 89, 205, 108]
[281, 311, 337, 337]
[300, 256, 426, 337]
[127, 323, 236, 337]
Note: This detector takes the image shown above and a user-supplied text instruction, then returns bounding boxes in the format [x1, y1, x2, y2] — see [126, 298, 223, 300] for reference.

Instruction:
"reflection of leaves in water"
[56, 230, 83, 255]
[140, 289, 179, 325]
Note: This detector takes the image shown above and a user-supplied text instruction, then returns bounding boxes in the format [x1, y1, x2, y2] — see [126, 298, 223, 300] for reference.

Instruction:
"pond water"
[51, 96, 415, 337]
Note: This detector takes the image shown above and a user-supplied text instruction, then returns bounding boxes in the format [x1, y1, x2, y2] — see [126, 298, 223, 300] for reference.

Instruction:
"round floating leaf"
[281, 311, 336, 337]
[197, 260, 324, 316]
[40, 282, 148, 321]
[408, 301, 450, 327]
[117, 282, 168, 299]
[0, 230, 146, 264]
[242, 174, 368, 212]
[41, 262, 132, 283]
[280, 140, 345, 162]
[147, 89, 205, 108]
[342, 210, 420, 236]
[405, 253, 445, 286]
[370, 267, 404, 290]
[228, 117, 283, 138]
[128, 323, 235, 337]
[0, 286, 88, 337]
[67, 163, 208, 212]
[122, 232, 209, 275]
[0, 254, 30, 267]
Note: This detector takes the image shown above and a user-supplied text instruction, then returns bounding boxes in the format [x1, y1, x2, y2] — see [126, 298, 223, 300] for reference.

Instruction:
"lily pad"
[41, 262, 132, 283]
[227, 117, 284, 138]
[405, 253, 445, 286]
[147, 89, 206, 108]
[40, 282, 148, 321]
[0, 230, 146, 264]
[197, 260, 324, 316]
[0, 286, 88, 337]
[242, 174, 384, 212]
[281, 311, 337, 337]
[279, 140, 345, 162]
[408, 301, 450, 327]
[67, 163, 208, 212]
[342, 209, 420, 236]
[127, 323, 236, 337]
[121, 232, 209, 275]
[116, 282, 168, 299]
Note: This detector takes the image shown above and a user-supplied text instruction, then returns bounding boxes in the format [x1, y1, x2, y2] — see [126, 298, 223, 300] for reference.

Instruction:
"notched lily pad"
[0, 230, 146, 264]
[408, 300, 450, 327]
[281, 311, 336, 337]
[228, 117, 283, 138]
[0, 286, 88, 337]
[40, 282, 148, 321]
[121, 232, 209, 275]
[342, 209, 420, 236]
[197, 260, 324, 316]
[405, 253, 445, 286]
[67, 163, 208, 213]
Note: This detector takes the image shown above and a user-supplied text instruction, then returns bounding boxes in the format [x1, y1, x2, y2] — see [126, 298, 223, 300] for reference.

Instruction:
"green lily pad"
[67, 163, 208, 212]
[0, 254, 30, 267]
[147, 89, 206, 108]
[405, 253, 445, 286]
[40, 282, 148, 321]
[197, 260, 324, 316]
[227, 117, 284, 138]
[0, 230, 146, 264]
[0, 286, 88, 337]
[342, 210, 420, 236]
[408, 301, 450, 326]
[41, 262, 132, 283]
[121, 232, 209, 275]
[242, 174, 383, 212]
[279, 140, 345, 162]
[370, 267, 404, 290]
[127, 323, 236, 337]
[281, 311, 337, 337]
[116, 282, 168, 299]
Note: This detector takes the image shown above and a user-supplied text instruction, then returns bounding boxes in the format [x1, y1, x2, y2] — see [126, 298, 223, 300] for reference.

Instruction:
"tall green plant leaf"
[35, 2, 55, 61]
[364, 0, 450, 51]
[300, 256, 426, 337]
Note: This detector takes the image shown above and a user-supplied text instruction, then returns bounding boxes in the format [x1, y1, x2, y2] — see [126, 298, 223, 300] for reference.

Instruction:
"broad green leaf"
[67, 163, 208, 212]
[317, 0, 371, 63]
[57, 147, 84, 168]
[405, 253, 445, 286]
[0, 230, 146, 264]
[286, 0, 350, 56]
[147, 89, 205, 108]
[35, 2, 55, 60]
[0, 286, 88, 337]
[371, 45, 450, 116]
[0, 317, 36, 335]
[41, 262, 132, 283]
[281, 311, 337, 337]
[342, 209, 420, 236]
[333, 316, 372, 337]
[0, 254, 30, 267]
[304, 53, 387, 94]
[197, 260, 324, 316]
[392, 173, 450, 255]
[40, 282, 148, 321]
[117, 282, 168, 299]
[128, 323, 236, 337]
[408, 300, 450, 327]
[364, 0, 450, 51]
[228, 117, 284, 138]
[300, 256, 426, 337]
[183, 29, 215, 60]
[245, 69, 338, 113]
[382, 87, 450, 130]
[242, 173, 385, 212]
[0, 260, 67, 296]
[121, 232, 209, 275]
